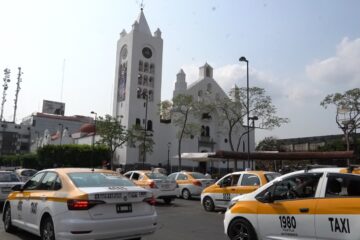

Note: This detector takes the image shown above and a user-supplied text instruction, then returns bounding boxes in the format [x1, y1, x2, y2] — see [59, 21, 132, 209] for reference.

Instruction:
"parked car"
[201, 170, 280, 211]
[0, 171, 23, 203]
[2, 168, 157, 240]
[124, 170, 178, 204]
[224, 167, 360, 240]
[168, 171, 215, 199]
[15, 168, 37, 182]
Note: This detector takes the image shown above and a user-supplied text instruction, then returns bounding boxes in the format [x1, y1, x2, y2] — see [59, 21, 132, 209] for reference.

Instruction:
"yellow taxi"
[168, 171, 215, 200]
[2, 168, 157, 240]
[201, 171, 280, 211]
[124, 170, 178, 204]
[224, 167, 360, 240]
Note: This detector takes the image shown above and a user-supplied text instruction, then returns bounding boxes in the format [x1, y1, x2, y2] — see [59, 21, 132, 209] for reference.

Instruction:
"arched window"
[138, 74, 143, 85]
[205, 126, 210, 137]
[137, 88, 142, 99]
[142, 89, 148, 100]
[143, 75, 148, 86]
[206, 67, 210, 77]
[136, 118, 140, 126]
[207, 83, 212, 93]
[198, 90, 203, 97]
[147, 120, 153, 131]
[148, 90, 154, 102]
[144, 62, 149, 72]
[149, 76, 154, 87]
[150, 64, 155, 74]
[201, 126, 205, 136]
[139, 61, 143, 72]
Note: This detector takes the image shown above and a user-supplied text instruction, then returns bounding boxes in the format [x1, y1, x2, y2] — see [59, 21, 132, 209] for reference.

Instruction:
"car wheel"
[3, 204, 15, 232]
[228, 218, 257, 240]
[41, 216, 55, 240]
[182, 189, 191, 200]
[202, 196, 215, 212]
[163, 198, 173, 204]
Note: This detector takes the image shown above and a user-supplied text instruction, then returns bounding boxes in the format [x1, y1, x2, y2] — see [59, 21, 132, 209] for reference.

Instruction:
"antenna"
[13, 67, 23, 123]
[1, 68, 11, 121]
[140, 0, 145, 10]
[61, 59, 66, 102]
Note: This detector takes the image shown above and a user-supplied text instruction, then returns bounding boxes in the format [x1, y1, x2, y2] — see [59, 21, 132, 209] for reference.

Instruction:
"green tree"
[128, 124, 155, 166]
[96, 115, 131, 169]
[321, 88, 360, 152]
[170, 94, 202, 169]
[215, 86, 289, 168]
[256, 136, 280, 151]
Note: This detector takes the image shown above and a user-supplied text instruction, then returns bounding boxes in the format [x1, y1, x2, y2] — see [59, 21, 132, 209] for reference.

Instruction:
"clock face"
[142, 47, 152, 59]
[121, 46, 128, 59]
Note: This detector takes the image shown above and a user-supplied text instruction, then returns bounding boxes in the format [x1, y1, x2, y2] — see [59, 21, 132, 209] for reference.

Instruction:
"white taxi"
[168, 171, 215, 199]
[224, 167, 360, 240]
[2, 168, 157, 240]
[124, 170, 178, 204]
[201, 171, 280, 211]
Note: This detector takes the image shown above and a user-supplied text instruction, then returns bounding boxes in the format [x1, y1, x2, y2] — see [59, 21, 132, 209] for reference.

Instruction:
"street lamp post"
[90, 111, 97, 168]
[239, 56, 250, 169]
[167, 142, 171, 174]
[138, 88, 149, 169]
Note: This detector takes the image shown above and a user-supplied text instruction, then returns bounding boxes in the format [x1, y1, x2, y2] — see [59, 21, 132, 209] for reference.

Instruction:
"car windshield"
[189, 172, 207, 179]
[145, 172, 167, 180]
[21, 169, 37, 177]
[68, 172, 135, 188]
[265, 173, 281, 182]
[0, 172, 21, 182]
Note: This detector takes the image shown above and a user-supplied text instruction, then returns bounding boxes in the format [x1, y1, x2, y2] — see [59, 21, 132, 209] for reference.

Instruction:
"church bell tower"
[113, 9, 163, 166]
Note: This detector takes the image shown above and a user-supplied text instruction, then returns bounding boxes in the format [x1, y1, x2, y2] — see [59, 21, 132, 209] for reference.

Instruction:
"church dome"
[80, 123, 95, 133]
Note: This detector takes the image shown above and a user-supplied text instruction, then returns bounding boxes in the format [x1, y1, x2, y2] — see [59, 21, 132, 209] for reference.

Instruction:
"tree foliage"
[96, 115, 131, 168]
[256, 136, 280, 151]
[321, 88, 360, 151]
[170, 94, 203, 169]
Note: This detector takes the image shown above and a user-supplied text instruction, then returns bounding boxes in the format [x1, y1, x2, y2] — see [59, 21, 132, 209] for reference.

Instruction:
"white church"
[112, 9, 255, 172]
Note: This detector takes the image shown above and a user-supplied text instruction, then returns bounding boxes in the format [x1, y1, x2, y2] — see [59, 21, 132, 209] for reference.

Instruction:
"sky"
[0, 0, 359, 143]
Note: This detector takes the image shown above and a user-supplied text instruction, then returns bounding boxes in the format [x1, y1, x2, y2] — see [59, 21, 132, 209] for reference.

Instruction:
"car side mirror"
[12, 184, 23, 192]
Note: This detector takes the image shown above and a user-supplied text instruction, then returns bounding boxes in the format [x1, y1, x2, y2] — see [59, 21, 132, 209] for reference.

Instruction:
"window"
[136, 118, 141, 126]
[146, 172, 167, 180]
[137, 88, 142, 99]
[205, 126, 210, 137]
[138, 74, 143, 85]
[123, 172, 132, 178]
[0, 172, 21, 182]
[68, 172, 135, 187]
[139, 60, 143, 72]
[272, 173, 323, 201]
[241, 174, 260, 186]
[150, 63, 155, 73]
[148, 90, 154, 101]
[149, 76, 154, 87]
[142, 89, 148, 99]
[201, 126, 205, 136]
[189, 172, 206, 179]
[144, 62, 149, 72]
[147, 120, 153, 131]
[325, 173, 360, 197]
[206, 67, 211, 77]
[207, 83, 212, 92]
[177, 174, 188, 180]
[220, 174, 241, 187]
[38, 172, 59, 190]
[198, 90, 203, 97]
[265, 173, 281, 182]
[143, 75, 148, 86]
[168, 173, 177, 180]
[23, 172, 46, 190]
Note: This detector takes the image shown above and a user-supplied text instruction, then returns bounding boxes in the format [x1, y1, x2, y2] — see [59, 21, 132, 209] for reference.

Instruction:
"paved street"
[0, 199, 228, 240]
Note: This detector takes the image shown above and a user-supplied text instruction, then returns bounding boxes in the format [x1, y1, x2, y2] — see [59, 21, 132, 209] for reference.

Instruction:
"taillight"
[192, 180, 202, 187]
[143, 196, 156, 205]
[67, 199, 105, 210]
[149, 181, 157, 189]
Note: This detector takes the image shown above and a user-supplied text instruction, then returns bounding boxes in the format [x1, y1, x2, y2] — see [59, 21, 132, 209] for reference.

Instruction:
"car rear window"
[145, 172, 167, 180]
[189, 172, 206, 179]
[68, 172, 135, 188]
[265, 173, 281, 182]
[0, 172, 20, 182]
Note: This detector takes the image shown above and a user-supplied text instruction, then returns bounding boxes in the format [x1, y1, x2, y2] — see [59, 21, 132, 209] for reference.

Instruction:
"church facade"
[112, 10, 254, 171]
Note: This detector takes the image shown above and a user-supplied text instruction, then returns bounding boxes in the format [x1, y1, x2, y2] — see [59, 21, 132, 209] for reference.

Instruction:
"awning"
[172, 152, 216, 162]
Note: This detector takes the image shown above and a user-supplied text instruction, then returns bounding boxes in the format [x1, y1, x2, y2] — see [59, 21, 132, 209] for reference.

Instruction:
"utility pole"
[13, 67, 23, 123]
[1, 68, 11, 121]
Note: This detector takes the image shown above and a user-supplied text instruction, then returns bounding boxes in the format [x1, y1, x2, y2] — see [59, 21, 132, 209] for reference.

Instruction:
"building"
[112, 9, 254, 171]
[0, 121, 31, 156]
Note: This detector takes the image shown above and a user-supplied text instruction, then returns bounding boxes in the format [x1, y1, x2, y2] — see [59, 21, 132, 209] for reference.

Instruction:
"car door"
[20, 171, 46, 233]
[25, 171, 59, 233]
[315, 173, 360, 240]
[257, 173, 323, 240]
[213, 174, 241, 208]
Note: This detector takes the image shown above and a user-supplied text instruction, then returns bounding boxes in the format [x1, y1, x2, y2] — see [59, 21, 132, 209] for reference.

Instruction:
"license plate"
[116, 203, 132, 213]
